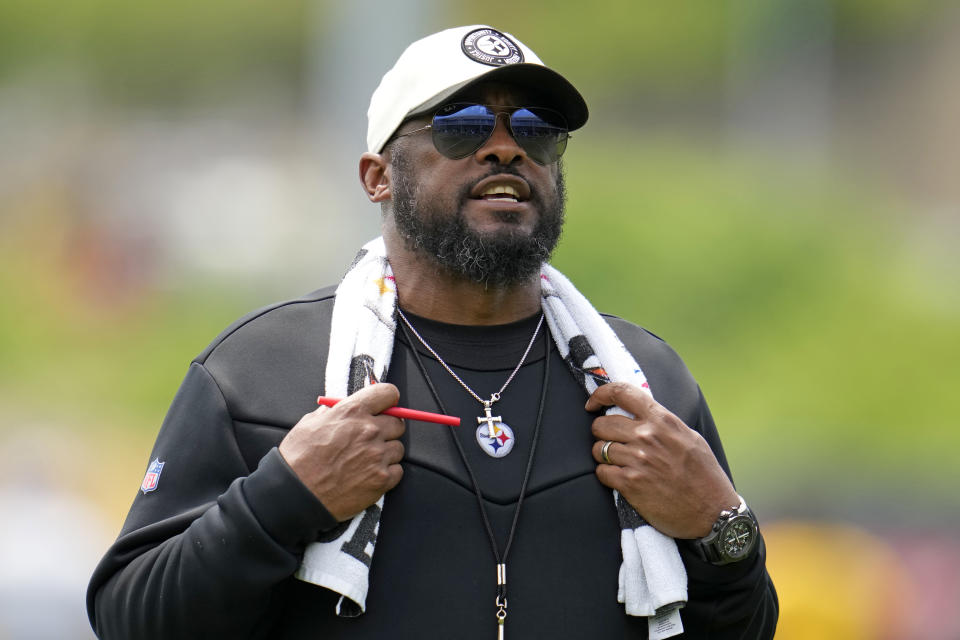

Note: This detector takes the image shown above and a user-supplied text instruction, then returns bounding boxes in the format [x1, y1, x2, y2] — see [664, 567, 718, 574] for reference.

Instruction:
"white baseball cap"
[366, 25, 589, 153]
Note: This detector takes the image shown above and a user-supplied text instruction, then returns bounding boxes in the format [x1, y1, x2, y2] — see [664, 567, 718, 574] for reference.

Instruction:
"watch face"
[721, 518, 756, 559]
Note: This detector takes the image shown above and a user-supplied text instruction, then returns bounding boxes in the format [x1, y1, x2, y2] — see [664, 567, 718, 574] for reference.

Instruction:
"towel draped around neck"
[294, 237, 687, 625]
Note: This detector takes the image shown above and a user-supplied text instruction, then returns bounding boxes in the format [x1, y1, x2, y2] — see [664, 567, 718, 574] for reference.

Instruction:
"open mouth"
[470, 176, 531, 204]
[479, 184, 521, 202]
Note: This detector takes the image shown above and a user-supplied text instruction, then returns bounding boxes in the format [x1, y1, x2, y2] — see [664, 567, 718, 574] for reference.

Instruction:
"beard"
[388, 146, 566, 289]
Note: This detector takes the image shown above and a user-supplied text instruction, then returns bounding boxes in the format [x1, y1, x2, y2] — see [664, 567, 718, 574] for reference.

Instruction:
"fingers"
[313, 384, 406, 441]
[593, 439, 620, 466]
[384, 462, 404, 490]
[373, 413, 405, 441]
[382, 438, 405, 465]
[594, 461, 624, 492]
[335, 382, 401, 415]
[592, 438, 651, 470]
[590, 413, 644, 443]
[584, 381, 655, 416]
[589, 386, 686, 445]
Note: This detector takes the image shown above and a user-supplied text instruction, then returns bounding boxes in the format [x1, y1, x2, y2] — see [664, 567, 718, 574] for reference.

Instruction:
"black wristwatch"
[694, 496, 759, 565]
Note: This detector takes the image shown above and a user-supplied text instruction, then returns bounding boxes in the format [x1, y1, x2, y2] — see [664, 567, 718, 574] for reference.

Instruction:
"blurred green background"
[1, 1, 958, 638]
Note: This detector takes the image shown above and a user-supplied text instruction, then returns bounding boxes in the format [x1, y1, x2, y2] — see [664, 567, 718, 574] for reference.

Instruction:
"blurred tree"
[0, 0, 311, 107]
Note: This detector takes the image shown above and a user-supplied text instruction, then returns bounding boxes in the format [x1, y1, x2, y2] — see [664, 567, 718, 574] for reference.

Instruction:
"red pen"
[317, 396, 460, 427]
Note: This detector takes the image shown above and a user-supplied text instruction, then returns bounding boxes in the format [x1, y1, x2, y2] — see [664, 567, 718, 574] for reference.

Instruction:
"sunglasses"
[393, 102, 570, 165]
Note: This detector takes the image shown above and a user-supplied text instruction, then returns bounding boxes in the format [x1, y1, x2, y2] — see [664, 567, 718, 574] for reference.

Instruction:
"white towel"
[296, 236, 688, 621]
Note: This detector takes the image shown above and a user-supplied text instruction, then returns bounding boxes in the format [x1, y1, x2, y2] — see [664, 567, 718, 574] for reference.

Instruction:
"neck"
[384, 231, 542, 326]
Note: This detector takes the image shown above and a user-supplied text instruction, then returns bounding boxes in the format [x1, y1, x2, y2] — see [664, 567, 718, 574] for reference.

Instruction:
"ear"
[359, 152, 391, 203]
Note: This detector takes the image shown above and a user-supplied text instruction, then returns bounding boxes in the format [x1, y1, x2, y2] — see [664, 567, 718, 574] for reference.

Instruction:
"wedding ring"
[600, 440, 614, 465]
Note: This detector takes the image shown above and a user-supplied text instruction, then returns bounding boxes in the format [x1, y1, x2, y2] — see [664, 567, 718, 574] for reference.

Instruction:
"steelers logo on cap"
[461, 28, 523, 67]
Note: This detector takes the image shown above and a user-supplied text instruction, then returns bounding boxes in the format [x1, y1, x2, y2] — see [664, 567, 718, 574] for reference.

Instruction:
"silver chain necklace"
[397, 309, 544, 458]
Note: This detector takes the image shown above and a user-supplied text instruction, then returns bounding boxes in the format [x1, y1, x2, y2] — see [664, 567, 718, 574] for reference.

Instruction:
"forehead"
[448, 81, 546, 108]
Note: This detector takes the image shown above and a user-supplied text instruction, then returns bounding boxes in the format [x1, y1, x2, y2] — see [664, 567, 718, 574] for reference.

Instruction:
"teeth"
[481, 184, 520, 200]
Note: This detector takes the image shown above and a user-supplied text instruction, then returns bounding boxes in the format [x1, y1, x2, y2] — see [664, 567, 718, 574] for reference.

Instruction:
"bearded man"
[88, 26, 778, 639]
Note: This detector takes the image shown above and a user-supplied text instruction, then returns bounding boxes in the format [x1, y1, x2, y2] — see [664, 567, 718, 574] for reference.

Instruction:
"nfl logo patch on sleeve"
[140, 458, 165, 494]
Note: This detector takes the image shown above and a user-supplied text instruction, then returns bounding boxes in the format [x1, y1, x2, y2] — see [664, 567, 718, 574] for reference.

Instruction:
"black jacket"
[88, 286, 778, 638]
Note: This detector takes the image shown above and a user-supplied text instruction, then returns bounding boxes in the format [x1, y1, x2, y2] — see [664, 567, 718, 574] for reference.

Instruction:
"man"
[88, 25, 777, 639]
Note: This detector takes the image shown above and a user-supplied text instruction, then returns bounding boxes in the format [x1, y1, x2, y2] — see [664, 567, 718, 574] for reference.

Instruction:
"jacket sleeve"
[86, 362, 339, 639]
[677, 387, 780, 639]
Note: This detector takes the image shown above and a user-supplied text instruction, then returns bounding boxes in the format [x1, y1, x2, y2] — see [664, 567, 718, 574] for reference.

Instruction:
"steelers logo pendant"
[476, 421, 515, 458]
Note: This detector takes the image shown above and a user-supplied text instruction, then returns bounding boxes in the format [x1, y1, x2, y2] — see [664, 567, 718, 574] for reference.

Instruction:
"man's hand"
[279, 384, 405, 522]
[586, 382, 739, 539]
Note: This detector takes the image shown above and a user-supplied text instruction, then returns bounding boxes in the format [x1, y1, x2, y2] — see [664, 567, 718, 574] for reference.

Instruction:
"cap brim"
[409, 63, 588, 131]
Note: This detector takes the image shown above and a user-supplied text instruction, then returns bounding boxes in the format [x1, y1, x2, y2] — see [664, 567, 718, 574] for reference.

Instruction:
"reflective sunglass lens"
[432, 104, 496, 158]
[509, 108, 568, 164]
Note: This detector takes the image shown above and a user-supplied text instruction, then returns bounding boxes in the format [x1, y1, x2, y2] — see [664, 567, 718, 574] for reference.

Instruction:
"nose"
[474, 112, 525, 165]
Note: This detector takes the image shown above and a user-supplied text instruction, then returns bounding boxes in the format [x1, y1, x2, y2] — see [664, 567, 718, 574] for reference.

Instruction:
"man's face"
[386, 84, 567, 288]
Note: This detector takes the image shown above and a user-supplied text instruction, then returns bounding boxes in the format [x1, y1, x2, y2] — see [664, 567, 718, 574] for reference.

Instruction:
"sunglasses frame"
[392, 102, 571, 165]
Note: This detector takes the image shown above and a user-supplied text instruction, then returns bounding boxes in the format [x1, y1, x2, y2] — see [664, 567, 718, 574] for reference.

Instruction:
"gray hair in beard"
[387, 144, 566, 289]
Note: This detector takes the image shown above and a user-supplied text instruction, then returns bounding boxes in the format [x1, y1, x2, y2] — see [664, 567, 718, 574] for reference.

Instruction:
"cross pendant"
[477, 400, 503, 436]
[475, 398, 515, 457]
